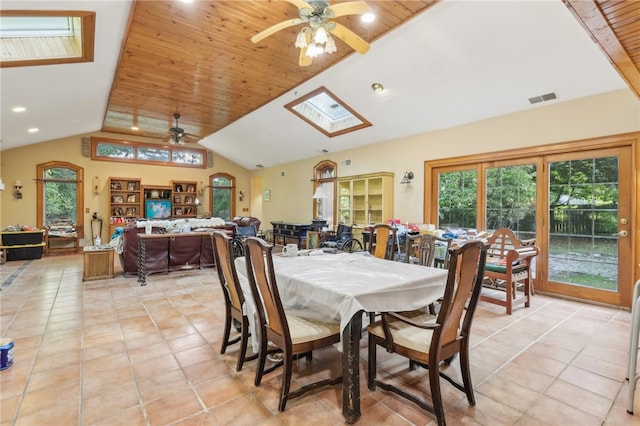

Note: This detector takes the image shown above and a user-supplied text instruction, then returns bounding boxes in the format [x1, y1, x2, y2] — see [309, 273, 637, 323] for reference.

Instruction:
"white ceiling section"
[0, 0, 628, 170]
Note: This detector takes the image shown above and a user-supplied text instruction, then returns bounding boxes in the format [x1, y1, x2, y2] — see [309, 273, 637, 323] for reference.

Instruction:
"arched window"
[210, 173, 235, 220]
[36, 161, 84, 238]
[312, 160, 337, 229]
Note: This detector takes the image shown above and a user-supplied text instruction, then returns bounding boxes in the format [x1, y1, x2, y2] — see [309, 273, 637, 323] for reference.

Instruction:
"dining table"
[234, 250, 448, 424]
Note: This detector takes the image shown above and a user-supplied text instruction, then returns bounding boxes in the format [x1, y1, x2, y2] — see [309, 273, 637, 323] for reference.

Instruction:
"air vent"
[528, 92, 557, 105]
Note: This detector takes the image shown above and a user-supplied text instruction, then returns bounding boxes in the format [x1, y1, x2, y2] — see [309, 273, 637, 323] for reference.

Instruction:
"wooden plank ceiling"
[565, 0, 640, 101]
[103, 0, 640, 143]
[103, 0, 437, 141]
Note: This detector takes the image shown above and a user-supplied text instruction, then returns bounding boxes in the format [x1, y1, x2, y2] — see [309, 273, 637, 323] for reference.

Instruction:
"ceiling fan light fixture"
[295, 29, 308, 48]
[314, 26, 328, 44]
[325, 34, 337, 54]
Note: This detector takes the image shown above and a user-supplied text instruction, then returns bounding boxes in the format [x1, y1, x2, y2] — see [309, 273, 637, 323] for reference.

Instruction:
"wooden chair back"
[211, 231, 245, 313]
[370, 223, 396, 260]
[243, 237, 289, 344]
[436, 241, 488, 351]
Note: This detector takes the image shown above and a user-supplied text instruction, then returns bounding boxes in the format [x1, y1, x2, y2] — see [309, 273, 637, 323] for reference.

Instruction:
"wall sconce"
[0, 178, 5, 191]
[400, 172, 414, 184]
[239, 190, 245, 201]
[14, 180, 23, 199]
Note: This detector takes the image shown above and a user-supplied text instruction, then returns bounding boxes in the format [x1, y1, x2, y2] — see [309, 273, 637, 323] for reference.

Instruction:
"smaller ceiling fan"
[251, 0, 373, 67]
[168, 113, 199, 145]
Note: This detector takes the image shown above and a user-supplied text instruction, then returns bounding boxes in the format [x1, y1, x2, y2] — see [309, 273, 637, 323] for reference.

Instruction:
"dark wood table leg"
[137, 237, 147, 286]
[342, 311, 363, 424]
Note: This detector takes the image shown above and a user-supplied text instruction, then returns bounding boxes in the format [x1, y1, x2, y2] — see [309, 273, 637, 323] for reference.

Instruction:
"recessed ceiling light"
[361, 13, 375, 23]
[371, 83, 384, 93]
[12, 106, 26, 112]
[28, 128, 39, 133]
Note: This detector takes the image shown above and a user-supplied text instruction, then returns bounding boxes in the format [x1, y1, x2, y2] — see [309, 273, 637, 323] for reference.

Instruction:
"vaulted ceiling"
[1, 1, 638, 170]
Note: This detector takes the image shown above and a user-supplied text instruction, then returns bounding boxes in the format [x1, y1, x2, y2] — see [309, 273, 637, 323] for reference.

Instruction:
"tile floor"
[0, 254, 638, 425]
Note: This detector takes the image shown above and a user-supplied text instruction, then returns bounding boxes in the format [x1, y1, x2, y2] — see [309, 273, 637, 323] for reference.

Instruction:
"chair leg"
[279, 353, 294, 412]
[505, 278, 513, 315]
[428, 361, 445, 426]
[220, 306, 232, 355]
[254, 333, 268, 387]
[459, 344, 475, 406]
[236, 319, 250, 371]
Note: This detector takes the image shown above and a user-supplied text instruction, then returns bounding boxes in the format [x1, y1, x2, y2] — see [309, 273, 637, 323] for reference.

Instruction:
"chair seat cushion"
[368, 311, 437, 353]
[286, 310, 340, 344]
[484, 262, 526, 273]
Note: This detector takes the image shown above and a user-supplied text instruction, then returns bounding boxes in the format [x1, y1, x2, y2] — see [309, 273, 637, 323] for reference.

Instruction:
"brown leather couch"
[119, 223, 227, 276]
[119, 217, 261, 276]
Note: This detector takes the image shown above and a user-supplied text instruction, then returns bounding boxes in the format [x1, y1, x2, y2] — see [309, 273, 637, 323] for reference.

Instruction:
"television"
[145, 199, 172, 219]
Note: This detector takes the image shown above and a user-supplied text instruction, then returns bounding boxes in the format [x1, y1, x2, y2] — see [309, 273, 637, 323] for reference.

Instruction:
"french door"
[538, 147, 632, 306]
[431, 145, 634, 307]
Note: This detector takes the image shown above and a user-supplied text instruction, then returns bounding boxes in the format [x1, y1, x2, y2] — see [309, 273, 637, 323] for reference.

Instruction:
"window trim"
[285, 86, 372, 137]
[0, 10, 95, 68]
[36, 160, 84, 240]
[210, 173, 236, 220]
[313, 160, 337, 226]
[91, 137, 206, 169]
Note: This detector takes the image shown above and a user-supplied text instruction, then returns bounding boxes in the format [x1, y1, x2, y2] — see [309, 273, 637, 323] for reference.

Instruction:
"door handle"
[618, 230, 629, 237]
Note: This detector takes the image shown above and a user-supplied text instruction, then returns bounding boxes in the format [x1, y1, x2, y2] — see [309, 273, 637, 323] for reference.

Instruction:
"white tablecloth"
[235, 251, 448, 340]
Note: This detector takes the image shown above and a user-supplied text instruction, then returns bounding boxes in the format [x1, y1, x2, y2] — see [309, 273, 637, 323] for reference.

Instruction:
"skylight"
[285, 87, 372, 137]
[0, 11, 95, 68]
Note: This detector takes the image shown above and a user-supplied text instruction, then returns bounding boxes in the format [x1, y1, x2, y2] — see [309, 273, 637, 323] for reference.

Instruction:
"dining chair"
[367, 240, 488, 426]
[243, 236, 343, 411]
[403, 234, 453, 268]
[480, 228, 539, 315]
[370, 223, 397, 260]
[210, 231, 257, 371]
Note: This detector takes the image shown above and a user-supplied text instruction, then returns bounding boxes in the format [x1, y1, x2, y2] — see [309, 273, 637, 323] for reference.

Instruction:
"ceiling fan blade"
[327, 1, 372, 18]
[251, 18, 301, 44]
[284, 0, 312, 10]
[329, 22, 370, 54]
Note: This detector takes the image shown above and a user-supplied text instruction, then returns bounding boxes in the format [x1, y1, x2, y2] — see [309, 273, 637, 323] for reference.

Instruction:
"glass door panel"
[543, 147, 632, 305]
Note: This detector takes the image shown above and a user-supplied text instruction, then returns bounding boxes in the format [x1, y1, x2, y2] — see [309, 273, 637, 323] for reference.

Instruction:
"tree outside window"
[36, 161, 84, 232]
[211, 173, 235, 220]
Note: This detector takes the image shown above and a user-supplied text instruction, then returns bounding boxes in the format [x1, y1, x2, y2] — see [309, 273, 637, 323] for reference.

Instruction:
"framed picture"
[174, 195, 181, 203]
[117, 207, 124, 216]
[185, 195, 193, 204]
[126, 207, 137, 216]
[112, 195, 124, 203]
[175, 208, 183, 216]
[263, 189, 271, 202]
[127, 182, 137, 190]
[184, 207, 193, 215]
[186, 185, 195, 192]
[127, 194, 137, 203]
[175, 184, 183, 192]
[110, 182, 121, 190]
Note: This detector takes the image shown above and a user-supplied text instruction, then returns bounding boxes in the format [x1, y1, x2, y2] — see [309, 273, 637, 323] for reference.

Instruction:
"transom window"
[91, 137, 206, 168]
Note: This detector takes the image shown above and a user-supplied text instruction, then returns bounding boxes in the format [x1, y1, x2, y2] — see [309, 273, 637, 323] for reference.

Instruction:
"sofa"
[117, 217, 261, 276]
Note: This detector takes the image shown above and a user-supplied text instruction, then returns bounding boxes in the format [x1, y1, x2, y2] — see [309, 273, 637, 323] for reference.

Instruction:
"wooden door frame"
[424, 132, 638, 308]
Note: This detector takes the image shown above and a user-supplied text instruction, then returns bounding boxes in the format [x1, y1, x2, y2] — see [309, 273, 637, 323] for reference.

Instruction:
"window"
[36, 161, 84, 230]
[210, 173, 235, 221]
[313, 160, 337, 229]
[91, 137, 206, 168]
[0, 11, 95, 68]
[285, 87, 372, 137]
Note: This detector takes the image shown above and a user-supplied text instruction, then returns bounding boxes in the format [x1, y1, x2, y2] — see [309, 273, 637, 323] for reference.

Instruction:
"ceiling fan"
[251, 0, 373, 67]
[168, 113, 199, 145]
